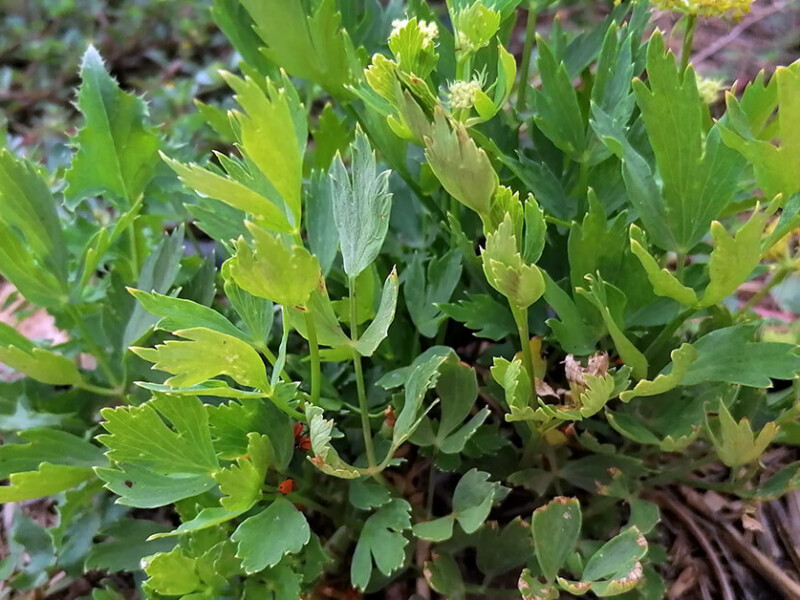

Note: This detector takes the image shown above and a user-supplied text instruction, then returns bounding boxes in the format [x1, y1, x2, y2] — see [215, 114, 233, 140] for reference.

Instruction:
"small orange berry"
[278, 478, 296, 494]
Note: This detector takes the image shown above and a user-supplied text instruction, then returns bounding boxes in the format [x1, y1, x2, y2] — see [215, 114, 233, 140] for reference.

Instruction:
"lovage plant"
[1, 0, 800, 598]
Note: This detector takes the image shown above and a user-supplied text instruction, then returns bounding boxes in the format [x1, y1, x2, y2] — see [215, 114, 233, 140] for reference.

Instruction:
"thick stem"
[516, 6, 537, 114]
[680, 14, 697, 73]
[350, 276, 377, 470]
[304, 309, 321, 405]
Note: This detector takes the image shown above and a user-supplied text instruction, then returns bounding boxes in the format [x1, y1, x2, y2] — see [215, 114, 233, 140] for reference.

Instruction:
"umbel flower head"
[652, 0, 754, 18]
[448, 79, 482, 110]
[390, 18, 438, 48]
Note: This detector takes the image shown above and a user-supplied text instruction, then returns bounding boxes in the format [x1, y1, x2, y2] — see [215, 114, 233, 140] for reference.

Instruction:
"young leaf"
[351, 498, 412, 590]
[132, 327, 269, 391]
[482, 214, 545, 309]
[65, 46, 160, 208]
[620, 343, 696, 402]
[232, 497, 311, 573]
[306, 406, 362, 479]
[330, 129, 393, 279]
[222, 72, 306, 226]
[425, 109, 498, 220]
[227, 222, 320, 309]
[707, 403, 779, 467]
[532, 497, 582, 582]
[215, 433, 271, 512]
[0, 463, 96, 503]
[629, 225, 698, 306]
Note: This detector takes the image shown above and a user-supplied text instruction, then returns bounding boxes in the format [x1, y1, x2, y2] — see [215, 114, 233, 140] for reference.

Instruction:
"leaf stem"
[303, 309, 322, 405]
[680, 14, 697, 73]
[349, 276, 377, 470]
[511, 305, 535, 389]
[516, 5, 537, 114]
[77, 382, 122, 397]
[66, 306, 120, 387]
[738, 266, 790, 314]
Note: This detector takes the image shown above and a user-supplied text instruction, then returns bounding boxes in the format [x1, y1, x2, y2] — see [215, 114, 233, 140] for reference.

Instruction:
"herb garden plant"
[1, 0, 800, 597]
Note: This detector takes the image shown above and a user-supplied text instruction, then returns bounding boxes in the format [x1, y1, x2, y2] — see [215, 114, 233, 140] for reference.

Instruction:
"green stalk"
[738, 267, 790, 314]
[680, 14, 697, 73]
[349, 276, 377, 470]
[67, 306, 120, 387]
[304, 309, 322, 405]
[516, 5, 537, 113]
[511, 305, 535, 388]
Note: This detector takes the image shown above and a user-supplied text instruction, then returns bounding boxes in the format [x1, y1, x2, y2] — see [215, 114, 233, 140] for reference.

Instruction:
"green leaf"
[476, 518, 533, 579]
[307, 172, 340, 276]
[0, 463, 95, 503]
[0, 323, 82, 386]
[227, 222, 321, 308]
[242, 0, 358, 98]
[162, 154, 294, 233]
[412, 516, 454, 541]
[0, 429, 103, 478]
[700, 210, 768, 307]
[96, 395, 219, 507]
[351, 498, 412, 590]
[425, 553, 465, 600]
[632, 31, 744, 253]
[582, 526, 647, 582]
[405, 250, 462, 338]
[354, 268, 399, 356]
[123, 226, 185, 348]
[130, 289, 245, 341]
[232, 497, 311, 573]
[425, 109, 498, 219]
[719, 61, 800, 199]
[518, 569, 559, 600]
[532, 497, 582, 582]
[491, 356, 535, 422]
[620, 343, 696, 401]
[707, 403, 779, 467]
[215, 433, 271, 512]
[683, 325, 800, 387]
[65, 46, 159, 208]
[453, 469, 507, 534]
[578, 275, 648, 379]
[629, 225, 698, 306]
[349, 478, 392, 510]
[439, 293, 516, 341]
[330, 129, 393, 279]
[0, 149, 67, 282]
[393, 347, 454, 447]
[132, 327, 269, 391]
[142, 547, 203, 596]
[531, 36, 586, 159]
[222, 72, 305, 226]
[85, 519, 174, 572]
